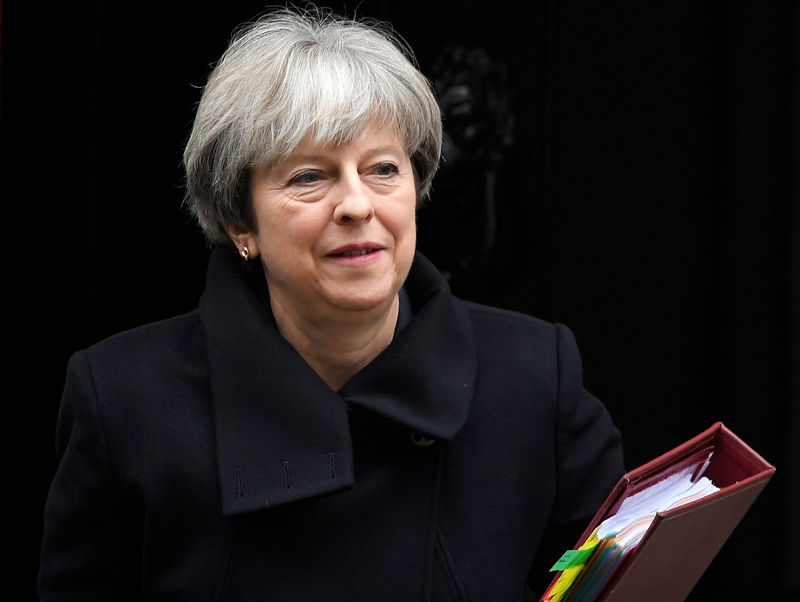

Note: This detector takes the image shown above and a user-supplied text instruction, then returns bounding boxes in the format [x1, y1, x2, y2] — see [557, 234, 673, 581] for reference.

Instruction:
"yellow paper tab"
[542, 528, 601, 601]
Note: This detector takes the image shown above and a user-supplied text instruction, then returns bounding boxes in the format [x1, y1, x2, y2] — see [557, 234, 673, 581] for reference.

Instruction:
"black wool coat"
[39, 248, 624, 601]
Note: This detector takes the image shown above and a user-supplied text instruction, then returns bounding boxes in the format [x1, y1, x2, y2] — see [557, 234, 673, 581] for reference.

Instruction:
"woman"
[38, 7, 624, 601]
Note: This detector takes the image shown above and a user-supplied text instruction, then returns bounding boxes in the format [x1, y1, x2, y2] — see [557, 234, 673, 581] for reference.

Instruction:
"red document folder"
[542, 422, 775, 601]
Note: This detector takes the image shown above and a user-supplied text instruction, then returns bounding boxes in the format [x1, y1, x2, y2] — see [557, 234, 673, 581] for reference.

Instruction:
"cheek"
[257, 206, 326, 253]
[385, 204, 417, 265]
[397, 203, 418, 243]
[257, 213, 322, 281]
[406, 211, 418, 244]
[384, 189, 418, 241]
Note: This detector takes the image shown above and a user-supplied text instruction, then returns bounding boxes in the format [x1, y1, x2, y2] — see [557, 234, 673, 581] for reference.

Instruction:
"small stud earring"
[240, 245, 250, 261]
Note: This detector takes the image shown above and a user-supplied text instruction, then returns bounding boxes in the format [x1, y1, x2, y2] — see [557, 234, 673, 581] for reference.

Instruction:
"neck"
[269, 294, 400, 391]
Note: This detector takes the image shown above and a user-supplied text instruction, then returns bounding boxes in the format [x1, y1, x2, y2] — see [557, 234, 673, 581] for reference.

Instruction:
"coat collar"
[200, 247, 476, 515]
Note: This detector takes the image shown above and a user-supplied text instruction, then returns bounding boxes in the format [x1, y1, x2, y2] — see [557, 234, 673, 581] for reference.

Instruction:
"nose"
[333, 173, 374, 225]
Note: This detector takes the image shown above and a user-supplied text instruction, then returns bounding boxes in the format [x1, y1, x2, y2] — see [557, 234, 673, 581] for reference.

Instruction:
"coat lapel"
[201, 249, 354, 516]
[200, 248, 475, 516]
[339, 253, 476, 441]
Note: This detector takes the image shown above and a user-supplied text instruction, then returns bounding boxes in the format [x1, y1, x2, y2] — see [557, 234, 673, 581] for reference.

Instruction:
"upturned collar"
[200, 247, 476, 515]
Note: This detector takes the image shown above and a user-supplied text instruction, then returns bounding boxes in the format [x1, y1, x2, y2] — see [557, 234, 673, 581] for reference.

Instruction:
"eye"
[288, 170, 323, 186]
[372, 162, 399, 177]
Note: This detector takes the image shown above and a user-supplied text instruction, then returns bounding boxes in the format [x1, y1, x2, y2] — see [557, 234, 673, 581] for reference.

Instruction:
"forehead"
[293, 119, 406, 157]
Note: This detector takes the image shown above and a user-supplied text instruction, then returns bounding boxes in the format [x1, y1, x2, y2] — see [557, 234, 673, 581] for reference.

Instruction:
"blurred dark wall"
[3, 1, 797, 599]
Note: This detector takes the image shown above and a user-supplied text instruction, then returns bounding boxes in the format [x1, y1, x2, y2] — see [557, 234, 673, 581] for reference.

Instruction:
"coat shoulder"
[83, 310, 203, 365]
[73, 310, 207, 408]
[461, 299, 561, 352]
[462, 299, 554, 329]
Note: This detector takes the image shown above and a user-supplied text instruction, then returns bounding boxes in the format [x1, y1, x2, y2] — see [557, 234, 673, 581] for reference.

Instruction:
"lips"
[327, 243, 383, 257]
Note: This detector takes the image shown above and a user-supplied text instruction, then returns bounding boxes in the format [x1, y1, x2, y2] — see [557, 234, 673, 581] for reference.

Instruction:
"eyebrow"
[269, 144, 407, 175]
[289, 145, 405, 162]
[360, 144, 407, 157]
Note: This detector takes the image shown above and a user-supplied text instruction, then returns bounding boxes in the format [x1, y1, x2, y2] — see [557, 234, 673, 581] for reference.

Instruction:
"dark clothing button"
[410, 432, 436, 447]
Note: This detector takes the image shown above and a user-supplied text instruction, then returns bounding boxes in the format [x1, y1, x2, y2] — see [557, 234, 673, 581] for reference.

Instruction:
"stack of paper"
[540, 422, 775, 602]
[544, 456, 719, 601]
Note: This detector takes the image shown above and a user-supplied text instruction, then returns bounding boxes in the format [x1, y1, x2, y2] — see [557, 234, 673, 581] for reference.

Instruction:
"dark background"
[2, 1, 797, 599]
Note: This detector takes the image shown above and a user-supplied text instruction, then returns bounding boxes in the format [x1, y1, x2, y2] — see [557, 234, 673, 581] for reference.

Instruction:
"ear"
[223, 224, 260, 260]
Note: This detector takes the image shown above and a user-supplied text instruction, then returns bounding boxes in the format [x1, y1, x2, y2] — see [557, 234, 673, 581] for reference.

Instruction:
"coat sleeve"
[528, 323, 625, 596]
[38, 351, 142, 601]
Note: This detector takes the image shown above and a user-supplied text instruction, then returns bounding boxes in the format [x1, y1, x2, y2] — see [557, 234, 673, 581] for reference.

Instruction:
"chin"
[325, 285, 399, 313]
[332, 294, 395, 313]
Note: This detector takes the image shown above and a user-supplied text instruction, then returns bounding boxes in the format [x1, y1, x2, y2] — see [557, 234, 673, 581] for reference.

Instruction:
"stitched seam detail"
[434, 526, 470, 602]
[236, 469, 245, 498]
[328, 452, 336, 480]
[434, 537, 458, 600]
[282, 460, 291, 490]
[80, 351, 124, 492]
[215, 520, 241, 602]
[420, 444, 446, 601]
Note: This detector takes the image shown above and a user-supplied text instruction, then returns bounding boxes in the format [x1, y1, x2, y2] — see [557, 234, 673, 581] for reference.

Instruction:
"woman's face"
[244, 121, 417, 320]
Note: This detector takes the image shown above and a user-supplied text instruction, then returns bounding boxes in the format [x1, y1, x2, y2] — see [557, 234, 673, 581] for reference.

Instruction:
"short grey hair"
[183, 6, 443, 246]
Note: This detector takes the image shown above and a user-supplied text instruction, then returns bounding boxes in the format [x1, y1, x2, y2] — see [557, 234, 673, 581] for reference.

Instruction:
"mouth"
[327, 244, 383, 258]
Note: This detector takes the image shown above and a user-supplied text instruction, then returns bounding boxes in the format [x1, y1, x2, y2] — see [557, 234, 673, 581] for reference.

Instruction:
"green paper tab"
[550, 544, 597, 572]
